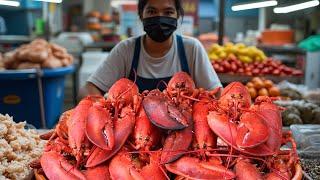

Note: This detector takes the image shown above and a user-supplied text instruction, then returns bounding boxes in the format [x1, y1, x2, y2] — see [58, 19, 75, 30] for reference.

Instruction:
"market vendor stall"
[1, 0, 320, 179]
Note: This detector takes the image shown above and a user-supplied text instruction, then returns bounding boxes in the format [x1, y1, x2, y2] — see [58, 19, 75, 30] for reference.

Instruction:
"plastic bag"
[298, 35, 320, 52]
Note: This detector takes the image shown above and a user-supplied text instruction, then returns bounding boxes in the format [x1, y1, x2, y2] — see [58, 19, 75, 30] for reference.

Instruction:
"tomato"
[222, 61, 231, 71]
[292, 70, 303, 76]
[272, 69, 280, 75]
[213, 64, 220, 70]
[245, 72, 253, 76]
[230, 63, 238, 72]
[237, 68, 245, 74]
[245, 67, 252, 72]
[257, 64, 264, 69]
[252, 69, 260, 76]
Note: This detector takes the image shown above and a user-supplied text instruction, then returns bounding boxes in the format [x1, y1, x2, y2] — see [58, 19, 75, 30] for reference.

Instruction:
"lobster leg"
[86, 106, 135, 167]
[86, 104, 114, 150]
[236, 112, 269, 148]
[40, 151, 86, 180]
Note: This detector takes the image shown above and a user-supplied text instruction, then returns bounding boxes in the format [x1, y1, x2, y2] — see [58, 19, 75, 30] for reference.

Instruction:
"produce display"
[208, 43, 267, 63]
[275, 100, 320, 126]
[0, 114, 45, 180]
[87, 11, 102, 31]
[246, 77, 280, 100]
[198, 33, 229, 50]
[31, 72, 302, 180]
[2, 39, 73, 70]
[212, 57, 303, 76]
[208, 43, 303, 76]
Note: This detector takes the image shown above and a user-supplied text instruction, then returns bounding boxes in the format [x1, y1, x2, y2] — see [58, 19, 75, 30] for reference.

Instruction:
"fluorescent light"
[274, 0, 319, 13]
[34, 0, 63, 3]
[232, 0, 278, 11]
[111, 0, 137, 8]
[0, 0, 20, 7]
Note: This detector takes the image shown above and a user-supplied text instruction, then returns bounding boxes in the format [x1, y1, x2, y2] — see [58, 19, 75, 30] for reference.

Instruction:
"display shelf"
[257, 45, 306, 55]
[0, 35, 34, 44]
[84, 41, 118, 52]
[217, 73, 303, 84]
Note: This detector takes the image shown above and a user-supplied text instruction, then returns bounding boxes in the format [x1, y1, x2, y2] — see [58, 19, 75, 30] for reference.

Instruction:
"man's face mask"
[143, 16, 178, 43]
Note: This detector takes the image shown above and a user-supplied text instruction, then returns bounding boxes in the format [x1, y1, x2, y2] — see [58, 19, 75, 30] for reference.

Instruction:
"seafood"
[31, 72, 302, 180]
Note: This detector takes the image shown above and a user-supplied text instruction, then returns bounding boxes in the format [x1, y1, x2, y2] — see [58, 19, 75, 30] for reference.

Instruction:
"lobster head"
[219, 82, 251, 109]
[107, 78, 139, 105]
[167, 72, 195, 93]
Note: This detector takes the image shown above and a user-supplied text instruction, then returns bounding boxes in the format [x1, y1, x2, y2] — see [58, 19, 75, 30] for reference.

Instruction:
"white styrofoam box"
[79, 52, 109, 88]
[305, 51, 320, 89]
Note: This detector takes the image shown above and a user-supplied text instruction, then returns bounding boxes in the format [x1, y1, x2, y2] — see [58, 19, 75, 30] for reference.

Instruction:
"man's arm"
[78, 82, 104, 99]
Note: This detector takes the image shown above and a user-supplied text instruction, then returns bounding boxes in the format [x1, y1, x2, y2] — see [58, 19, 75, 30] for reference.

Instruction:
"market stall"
[0, 0, 320, 179]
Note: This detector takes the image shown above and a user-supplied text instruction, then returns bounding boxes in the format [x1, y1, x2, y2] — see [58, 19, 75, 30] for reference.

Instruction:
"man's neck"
[144, 35, 173, 58]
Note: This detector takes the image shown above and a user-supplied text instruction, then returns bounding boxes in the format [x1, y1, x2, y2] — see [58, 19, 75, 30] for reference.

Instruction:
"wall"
[198, 0, 259, 40]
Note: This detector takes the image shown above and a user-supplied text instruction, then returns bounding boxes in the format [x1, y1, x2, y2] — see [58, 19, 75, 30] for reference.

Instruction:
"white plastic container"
[79, 52, 109, 88]
[305, 51, 320, 89]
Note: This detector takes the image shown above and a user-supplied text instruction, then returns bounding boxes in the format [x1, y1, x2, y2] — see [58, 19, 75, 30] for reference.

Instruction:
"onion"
[258, 88, 269, 96]
[264, 80, 274, 88]
[269, 86, 280, 97]
[248, 87, 257, 99]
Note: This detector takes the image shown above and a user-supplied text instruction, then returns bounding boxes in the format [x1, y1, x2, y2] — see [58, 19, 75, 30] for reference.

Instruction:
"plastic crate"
[0, 66, 74, 128]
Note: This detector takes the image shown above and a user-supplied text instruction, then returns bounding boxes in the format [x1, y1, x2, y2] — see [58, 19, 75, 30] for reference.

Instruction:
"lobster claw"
[86, 106, 135, 168]
[40, 151, 86, 180]
[86, 104, 114, 150]
[207, 111, 238, 147]
[161, 111, 193, 164]
[143, 90, 188, 130]
[236, 112, 269, 148]
[165, 156, 236, 179]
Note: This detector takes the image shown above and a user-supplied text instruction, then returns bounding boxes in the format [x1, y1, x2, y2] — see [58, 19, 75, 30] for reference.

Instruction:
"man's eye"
[165, 11, 174, 15]
[147, 10, 156, 14]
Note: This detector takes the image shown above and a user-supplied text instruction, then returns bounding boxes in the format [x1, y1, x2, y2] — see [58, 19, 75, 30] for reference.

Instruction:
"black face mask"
[143, 16, 178, 43]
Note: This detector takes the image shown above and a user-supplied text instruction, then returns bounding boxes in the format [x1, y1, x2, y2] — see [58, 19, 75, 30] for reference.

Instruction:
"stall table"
[217, 73, 303, 85]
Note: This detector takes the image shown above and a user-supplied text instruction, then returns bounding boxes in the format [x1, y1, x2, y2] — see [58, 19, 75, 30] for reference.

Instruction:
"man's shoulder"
[116, 36, 139, 49]
[179, 35, 202, 49]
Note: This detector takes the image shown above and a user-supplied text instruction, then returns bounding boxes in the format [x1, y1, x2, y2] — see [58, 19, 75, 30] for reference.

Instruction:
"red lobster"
[109, 148, 167, 180]
[86, 78, 140, 167]
[207, 82, 282, 156]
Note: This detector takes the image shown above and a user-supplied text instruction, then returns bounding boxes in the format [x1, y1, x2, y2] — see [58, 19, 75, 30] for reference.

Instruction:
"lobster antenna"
[133, 68, 137, 84]
[156, 80, 168, 90]
[180, 93, 201, 102]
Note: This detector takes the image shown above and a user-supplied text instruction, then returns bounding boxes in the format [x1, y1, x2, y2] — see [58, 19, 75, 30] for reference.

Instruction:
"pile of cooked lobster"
[31, 72, 303, 180]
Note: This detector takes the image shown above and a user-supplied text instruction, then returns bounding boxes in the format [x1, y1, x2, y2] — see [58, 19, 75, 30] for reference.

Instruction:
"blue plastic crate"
[0, 66, 74, 128]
